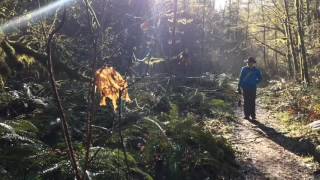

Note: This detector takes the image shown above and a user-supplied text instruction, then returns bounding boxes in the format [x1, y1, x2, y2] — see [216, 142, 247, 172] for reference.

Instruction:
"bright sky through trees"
[215, 0, 226, 10]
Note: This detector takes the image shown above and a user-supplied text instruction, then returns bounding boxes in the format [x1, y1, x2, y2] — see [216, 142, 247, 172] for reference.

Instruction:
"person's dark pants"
[243, 88, 257, 119]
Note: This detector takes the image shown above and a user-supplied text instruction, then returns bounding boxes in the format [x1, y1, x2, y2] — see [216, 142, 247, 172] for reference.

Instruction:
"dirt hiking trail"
[230, 101, 318, 180]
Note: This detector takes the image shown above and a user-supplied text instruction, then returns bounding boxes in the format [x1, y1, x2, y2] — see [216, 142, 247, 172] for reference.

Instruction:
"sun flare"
[0, 0, 74, 33]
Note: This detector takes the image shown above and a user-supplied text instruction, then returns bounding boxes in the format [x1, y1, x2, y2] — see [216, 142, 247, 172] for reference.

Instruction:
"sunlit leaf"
[95, 66, 131, 111]
[140, 21, 151, 32]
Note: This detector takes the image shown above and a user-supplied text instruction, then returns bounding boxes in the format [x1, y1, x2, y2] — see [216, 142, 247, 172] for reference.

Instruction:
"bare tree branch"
[46, 9, 82, 180]
[5, 40, 90, 81]
[82, 0, 99, 178]
[251, 35, 286, 57]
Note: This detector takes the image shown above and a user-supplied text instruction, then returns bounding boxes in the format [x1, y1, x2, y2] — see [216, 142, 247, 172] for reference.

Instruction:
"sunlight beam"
[0, 0, 75, 33]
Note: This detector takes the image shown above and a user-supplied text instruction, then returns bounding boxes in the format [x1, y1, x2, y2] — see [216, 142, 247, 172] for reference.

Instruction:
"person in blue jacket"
[237, 57, 262, 120]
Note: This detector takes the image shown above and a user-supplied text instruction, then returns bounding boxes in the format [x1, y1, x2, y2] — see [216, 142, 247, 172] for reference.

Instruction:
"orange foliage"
[140, 21, 150, 32]
[95, 66, 131, 110]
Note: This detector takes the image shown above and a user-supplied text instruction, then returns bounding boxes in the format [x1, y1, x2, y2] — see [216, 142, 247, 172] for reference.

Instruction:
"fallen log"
[308, 120, 320, 131]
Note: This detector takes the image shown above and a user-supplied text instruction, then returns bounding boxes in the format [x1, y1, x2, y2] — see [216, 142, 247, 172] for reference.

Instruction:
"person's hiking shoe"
[244, 116, 250, 120]
[251, 116, 256, 121]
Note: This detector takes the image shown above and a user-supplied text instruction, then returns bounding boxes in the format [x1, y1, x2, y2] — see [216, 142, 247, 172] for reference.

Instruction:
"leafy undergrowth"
[260, 80, 320, 163]
[0, 73, 240, 179]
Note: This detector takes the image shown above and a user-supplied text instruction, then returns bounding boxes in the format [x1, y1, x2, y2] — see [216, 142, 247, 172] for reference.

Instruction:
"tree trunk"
[227, 0, 232, 39]
[245, 0, 250, 46]
[283, 0, 299, 79]
[172, 0, 178, 55]
[201, 0, 206, 73]
[261, 0, 267, 68]
[201, 0, 206, 59]
[316, 0, 320, 20]
[316, 0, 320, 43]
[283, 21, 294, 77]
[295, 0, 310, 84]
[305, 0, 312, 43]
[235, 0, 240, 39]
[306, 0, 311, 25]
[274, 30, 278, 73]
[211, 0, 215, 9]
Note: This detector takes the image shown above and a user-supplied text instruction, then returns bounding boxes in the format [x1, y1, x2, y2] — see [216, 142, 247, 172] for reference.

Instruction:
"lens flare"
[0, 0, 74, 33]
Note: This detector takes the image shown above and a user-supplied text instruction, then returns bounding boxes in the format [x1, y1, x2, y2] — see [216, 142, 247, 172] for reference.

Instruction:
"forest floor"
[230, 94, 319, 179]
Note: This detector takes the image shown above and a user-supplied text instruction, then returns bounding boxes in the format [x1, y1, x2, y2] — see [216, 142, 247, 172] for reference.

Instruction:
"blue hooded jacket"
[238, 66, 262, 90]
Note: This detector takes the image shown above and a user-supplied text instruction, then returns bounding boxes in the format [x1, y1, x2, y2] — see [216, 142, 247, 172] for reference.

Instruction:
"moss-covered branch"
[3, 40, 90, 81]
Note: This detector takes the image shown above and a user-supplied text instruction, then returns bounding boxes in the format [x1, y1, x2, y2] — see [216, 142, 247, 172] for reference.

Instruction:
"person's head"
[245, 57, 256, 68]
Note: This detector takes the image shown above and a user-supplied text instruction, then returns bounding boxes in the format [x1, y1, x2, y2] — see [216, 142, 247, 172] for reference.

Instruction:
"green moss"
[17, 54, 35, 66]
[0, 76, 4, 89]
[0, 91, 14, 109]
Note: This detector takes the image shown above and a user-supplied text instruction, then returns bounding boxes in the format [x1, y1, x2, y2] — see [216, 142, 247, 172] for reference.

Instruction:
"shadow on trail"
[236, 160, 267, 180]
[249, 119, 320, 163]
